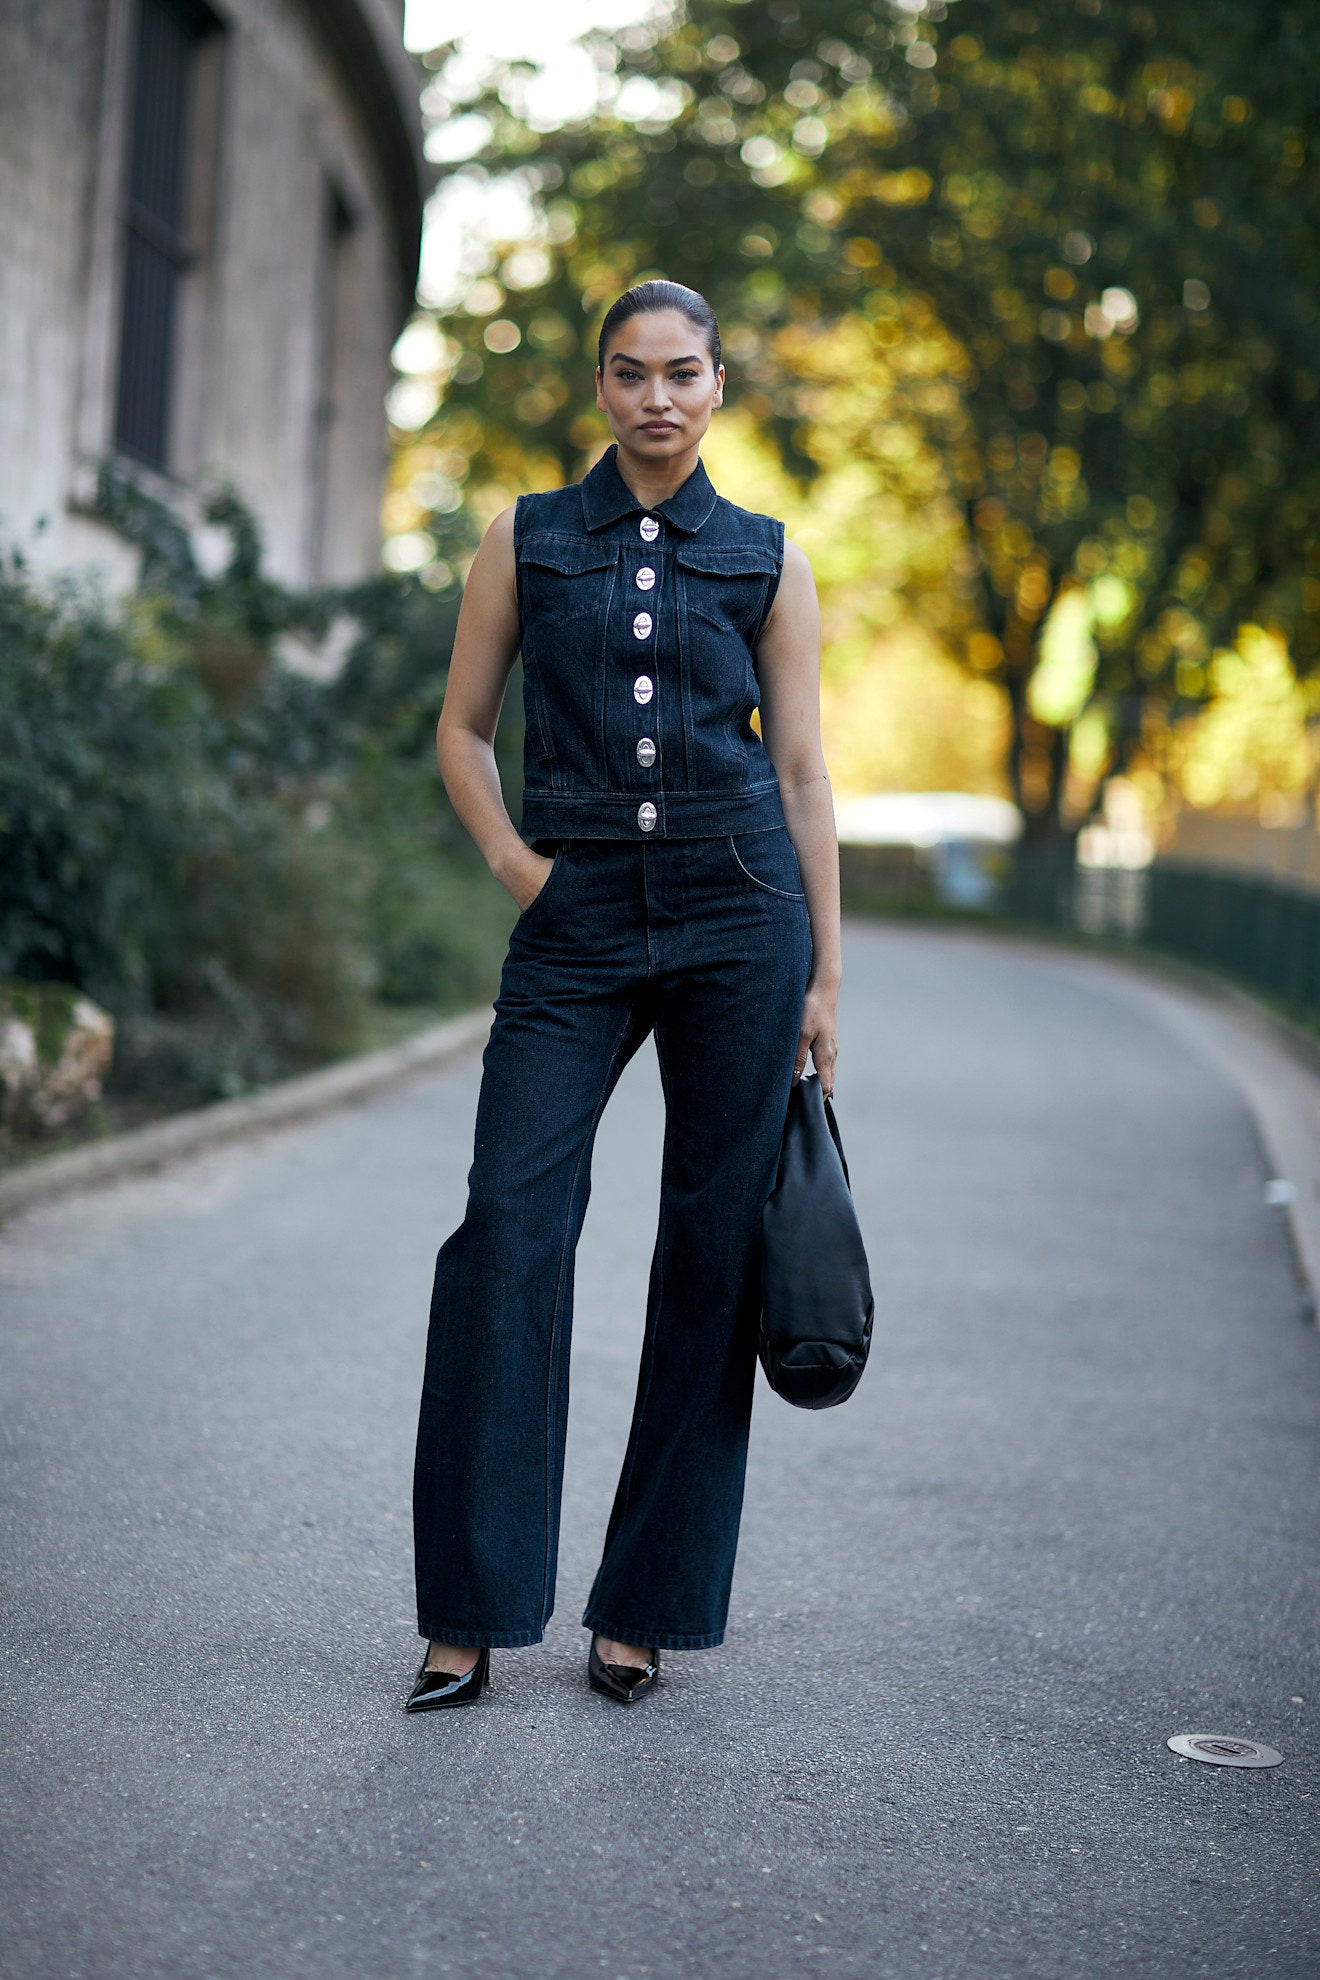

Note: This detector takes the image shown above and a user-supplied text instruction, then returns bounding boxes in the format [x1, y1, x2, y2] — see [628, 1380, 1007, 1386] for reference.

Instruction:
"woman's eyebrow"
[609, 352, 703, 367]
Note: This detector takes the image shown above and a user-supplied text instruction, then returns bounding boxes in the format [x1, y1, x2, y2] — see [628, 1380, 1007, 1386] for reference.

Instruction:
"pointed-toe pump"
[405, 1645, 490, 1712]
[588, 1637, 659, 1705]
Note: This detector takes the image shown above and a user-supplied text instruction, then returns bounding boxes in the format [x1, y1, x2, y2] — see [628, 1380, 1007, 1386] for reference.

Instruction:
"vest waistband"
[520, 784, 787, 841]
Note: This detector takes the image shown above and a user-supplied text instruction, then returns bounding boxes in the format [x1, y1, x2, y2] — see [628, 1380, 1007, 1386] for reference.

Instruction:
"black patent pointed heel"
[405, 1644, 490, 1712]
[588, 1636, 659, 1705]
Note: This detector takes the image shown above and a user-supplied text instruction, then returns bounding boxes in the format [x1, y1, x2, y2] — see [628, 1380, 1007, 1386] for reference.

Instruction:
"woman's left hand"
[795, 978, 839, 1098]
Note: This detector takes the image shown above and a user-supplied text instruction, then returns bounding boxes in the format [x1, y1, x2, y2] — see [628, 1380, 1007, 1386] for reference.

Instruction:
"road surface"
[2, 922, 1317, 1978]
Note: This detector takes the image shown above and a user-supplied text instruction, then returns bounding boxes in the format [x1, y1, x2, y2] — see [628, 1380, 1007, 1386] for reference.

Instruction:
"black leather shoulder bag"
[759, 1073, 874, 1410]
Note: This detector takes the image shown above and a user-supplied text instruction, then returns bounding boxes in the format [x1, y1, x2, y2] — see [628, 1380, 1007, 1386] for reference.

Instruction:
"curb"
[1109, 969, 1320, 1323]
[0, 1006, 492, 1227]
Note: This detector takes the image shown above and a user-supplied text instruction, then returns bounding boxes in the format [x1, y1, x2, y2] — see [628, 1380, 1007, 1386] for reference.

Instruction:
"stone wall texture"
[0, 0, 421, 591]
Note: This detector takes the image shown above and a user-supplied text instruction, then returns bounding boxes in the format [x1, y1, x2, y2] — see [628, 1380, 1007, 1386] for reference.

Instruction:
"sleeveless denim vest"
[514, 445, 787, 840]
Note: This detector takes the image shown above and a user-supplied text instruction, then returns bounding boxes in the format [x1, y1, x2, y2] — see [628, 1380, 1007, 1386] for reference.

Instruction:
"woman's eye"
[673, 370, 698, 382]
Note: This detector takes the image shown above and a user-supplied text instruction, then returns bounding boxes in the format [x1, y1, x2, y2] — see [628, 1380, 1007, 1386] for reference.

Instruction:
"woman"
[408, 280, 840, 1711]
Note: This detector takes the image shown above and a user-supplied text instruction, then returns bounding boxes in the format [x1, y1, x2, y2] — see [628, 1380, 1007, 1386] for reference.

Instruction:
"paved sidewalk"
[1, 922, 1316, 1978]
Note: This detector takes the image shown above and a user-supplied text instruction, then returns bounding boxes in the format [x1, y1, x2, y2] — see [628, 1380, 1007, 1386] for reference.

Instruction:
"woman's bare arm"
[435, 508, 552, 912]
[756, 539, 841, 1094]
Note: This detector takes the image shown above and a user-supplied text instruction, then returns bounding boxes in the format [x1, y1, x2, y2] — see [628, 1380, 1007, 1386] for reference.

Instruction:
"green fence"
[1145, 865, 1320, 1022]
[1005, 846, 1320, 1028]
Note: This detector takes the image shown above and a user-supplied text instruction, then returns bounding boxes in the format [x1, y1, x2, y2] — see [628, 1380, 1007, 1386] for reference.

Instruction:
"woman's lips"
[640, 421, 678, 435]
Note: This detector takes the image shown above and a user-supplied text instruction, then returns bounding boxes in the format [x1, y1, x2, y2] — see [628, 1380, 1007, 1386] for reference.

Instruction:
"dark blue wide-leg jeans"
[413, 829, 812, 1650]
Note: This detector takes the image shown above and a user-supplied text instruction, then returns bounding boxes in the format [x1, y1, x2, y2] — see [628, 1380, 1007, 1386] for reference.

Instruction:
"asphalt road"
[2, 922, 1317, 1980]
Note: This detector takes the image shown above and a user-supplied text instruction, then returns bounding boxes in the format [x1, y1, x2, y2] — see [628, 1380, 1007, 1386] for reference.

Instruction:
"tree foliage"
[403, 0, 1320, 831]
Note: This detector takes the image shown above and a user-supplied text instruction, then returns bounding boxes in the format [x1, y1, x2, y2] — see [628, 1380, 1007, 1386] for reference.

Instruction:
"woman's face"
[596, 309, 725, 461]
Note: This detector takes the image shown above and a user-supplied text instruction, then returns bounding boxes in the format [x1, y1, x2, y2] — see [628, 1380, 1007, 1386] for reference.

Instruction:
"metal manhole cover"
[1167, 1733, 1283, 1768]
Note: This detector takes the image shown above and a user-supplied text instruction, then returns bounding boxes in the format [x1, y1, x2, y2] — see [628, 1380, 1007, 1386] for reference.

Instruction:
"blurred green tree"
[405, 0, 1319, 833]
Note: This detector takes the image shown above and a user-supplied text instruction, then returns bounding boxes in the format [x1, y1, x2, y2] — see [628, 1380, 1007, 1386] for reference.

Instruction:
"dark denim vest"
[514, 445, 787, 840]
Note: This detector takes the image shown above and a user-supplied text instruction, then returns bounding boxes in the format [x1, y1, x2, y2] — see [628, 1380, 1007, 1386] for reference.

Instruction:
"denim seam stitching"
[642, 842, 655, 976]
[580, 1613, 727, 1650]
[673, 557, 694, 790]
[418, 1624, 544, 1648]
[726, 835, 806, 900]
[593, 557, 617, 781]
[607, 1024, 671, 1547]
[523, 785, 782, 804]
[539, 1006, 637, 1628]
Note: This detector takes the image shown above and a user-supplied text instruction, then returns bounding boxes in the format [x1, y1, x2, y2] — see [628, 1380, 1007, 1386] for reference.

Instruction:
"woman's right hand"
[501, 845, 555, 913]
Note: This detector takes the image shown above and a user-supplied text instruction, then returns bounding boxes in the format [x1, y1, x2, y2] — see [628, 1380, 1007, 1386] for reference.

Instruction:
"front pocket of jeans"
[726, 830, 805, 898]
[517, 850, 567, 924]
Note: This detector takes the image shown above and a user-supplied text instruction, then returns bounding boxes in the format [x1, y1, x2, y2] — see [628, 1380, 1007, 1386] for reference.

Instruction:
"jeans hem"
[582, 1611, 725, 1651]
[418, 1623, 545, 1649]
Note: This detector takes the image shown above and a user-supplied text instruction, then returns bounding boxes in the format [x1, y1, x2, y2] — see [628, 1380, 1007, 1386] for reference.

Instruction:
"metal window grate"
[113, 0, 215, 470]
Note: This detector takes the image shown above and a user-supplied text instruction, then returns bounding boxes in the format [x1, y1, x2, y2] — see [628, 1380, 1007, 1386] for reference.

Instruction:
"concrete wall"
[0, 0, 422, 592]
[0, 2, 136, 587]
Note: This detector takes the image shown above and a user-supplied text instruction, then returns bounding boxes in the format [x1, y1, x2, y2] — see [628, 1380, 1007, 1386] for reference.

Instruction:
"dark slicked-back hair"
[597, 280, 722, 372]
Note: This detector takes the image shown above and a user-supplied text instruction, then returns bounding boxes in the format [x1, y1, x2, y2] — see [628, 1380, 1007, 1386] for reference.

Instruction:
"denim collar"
[581, 444, 719, 535]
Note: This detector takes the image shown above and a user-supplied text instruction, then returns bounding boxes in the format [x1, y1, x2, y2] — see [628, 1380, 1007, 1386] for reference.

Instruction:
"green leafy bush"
[348, 747, 516, 1007]
[0, 480, 515, 1121]
[0, 566, 211, 1005]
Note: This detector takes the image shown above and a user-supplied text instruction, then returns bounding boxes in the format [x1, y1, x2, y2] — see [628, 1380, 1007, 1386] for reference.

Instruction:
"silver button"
[632, 610, 653, 639]
[635, 565, 656, 591]
[633, 674, 654, 705]
[639, 516, 659, 542]
[636, 736, 656, 767]
[637, 802, 657, 832]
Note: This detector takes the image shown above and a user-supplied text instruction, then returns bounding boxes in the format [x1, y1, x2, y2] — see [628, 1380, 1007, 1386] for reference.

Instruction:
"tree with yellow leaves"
[401, 0, 1319, 835]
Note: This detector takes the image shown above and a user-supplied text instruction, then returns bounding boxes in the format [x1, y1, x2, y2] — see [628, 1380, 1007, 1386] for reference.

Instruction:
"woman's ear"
[595, 365, 607, 411]
[713, 363, 726, 409]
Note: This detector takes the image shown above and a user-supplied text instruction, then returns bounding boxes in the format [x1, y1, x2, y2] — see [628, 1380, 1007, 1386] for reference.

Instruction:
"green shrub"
[342, 744, 516, 1009]
[0, 566, 210, 1005]
[0, 483, 516, 1120]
